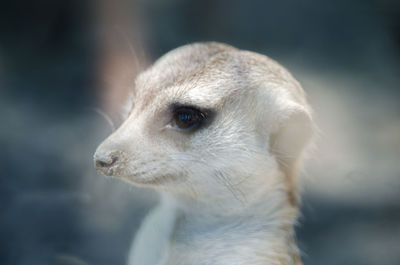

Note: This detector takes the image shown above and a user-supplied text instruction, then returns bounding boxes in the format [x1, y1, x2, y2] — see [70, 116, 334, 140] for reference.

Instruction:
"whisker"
[168, 156, 248, 204]
[215, 170, 247, 205]
[90, 107, 116, 131]
[114, 25, 141, 72]
[275, 157, 291, 168]
[269, 148, 297, 159]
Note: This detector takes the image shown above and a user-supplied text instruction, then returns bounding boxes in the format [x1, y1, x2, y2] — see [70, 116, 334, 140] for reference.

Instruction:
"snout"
[94, 149, 125, 176]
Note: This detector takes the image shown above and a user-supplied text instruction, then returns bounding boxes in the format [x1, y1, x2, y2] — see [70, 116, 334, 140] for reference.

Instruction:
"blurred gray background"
[1, 0, 399, 264]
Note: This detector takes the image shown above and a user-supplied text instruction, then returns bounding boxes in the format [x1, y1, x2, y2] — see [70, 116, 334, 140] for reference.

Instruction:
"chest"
[162, 221, 285, 265]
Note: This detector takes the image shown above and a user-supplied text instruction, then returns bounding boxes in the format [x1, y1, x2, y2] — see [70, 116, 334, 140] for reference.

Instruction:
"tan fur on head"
[94, 42, 314, 265]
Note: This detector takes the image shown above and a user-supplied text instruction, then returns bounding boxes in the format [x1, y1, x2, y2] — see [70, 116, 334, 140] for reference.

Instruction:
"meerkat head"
[94, 42, 314, 208]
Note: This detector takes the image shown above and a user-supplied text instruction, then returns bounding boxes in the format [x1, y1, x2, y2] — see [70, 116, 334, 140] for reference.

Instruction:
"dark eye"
[172, 107, 206, 131]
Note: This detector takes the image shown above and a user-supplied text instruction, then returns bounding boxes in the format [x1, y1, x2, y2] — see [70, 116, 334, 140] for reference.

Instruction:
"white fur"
[94, 42, 313, 265]
[128, 195, 176, 265]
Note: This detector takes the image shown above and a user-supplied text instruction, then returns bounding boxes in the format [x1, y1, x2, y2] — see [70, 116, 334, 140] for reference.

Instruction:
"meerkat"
[94, 42, 314, 265]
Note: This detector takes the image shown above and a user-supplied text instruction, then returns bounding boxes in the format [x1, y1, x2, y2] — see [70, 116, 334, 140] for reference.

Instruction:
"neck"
[161, 180, 303, 265]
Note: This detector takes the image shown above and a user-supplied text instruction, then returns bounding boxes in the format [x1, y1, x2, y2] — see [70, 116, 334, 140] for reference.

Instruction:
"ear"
[270, 105, 314, 205]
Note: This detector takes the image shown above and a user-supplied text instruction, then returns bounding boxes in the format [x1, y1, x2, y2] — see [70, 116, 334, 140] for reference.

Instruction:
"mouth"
[123, 173, 180, 186]
[95, 165, 117, 177]
[93, 152, 181, 186]
[94, 161, 179, 186]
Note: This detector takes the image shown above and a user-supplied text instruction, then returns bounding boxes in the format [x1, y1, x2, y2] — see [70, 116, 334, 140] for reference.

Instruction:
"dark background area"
[1, 0, 400, 265]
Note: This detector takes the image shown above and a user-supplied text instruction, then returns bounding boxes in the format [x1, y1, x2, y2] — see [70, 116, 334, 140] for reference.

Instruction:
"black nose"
[94, 152, 119, 174]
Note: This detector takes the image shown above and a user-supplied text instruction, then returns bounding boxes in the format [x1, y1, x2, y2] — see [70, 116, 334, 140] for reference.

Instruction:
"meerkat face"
[94, 43, 313, 203]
